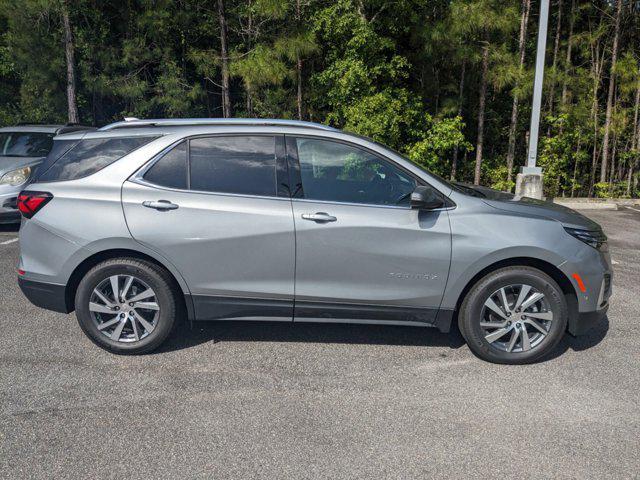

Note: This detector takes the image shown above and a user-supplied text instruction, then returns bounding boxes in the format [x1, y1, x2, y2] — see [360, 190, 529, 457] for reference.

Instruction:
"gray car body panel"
[121, 181, 296, 313]
[18, 120, 612, 332]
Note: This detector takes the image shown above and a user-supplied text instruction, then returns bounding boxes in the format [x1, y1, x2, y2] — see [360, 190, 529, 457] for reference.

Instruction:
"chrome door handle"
[142, 200, 179, 211]
[301, 212, 337, 222]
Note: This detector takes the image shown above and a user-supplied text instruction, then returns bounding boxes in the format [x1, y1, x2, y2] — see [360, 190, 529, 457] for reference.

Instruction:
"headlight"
[0, 166, 32, 186]
[564, 227, 607, 251]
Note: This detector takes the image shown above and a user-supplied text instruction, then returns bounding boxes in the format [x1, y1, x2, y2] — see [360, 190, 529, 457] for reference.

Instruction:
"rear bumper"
[18, 277, 70, 313]
[568, 303, 609, 336]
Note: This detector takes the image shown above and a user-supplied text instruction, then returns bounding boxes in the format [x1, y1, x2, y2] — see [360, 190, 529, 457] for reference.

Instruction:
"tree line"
[0, 0, 639, 198]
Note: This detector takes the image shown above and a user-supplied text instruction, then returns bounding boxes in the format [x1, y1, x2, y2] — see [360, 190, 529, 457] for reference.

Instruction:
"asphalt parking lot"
[1, 209, 639, 479]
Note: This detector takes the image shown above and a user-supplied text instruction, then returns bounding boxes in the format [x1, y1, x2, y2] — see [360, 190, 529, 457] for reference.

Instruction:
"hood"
[456, 183, 601, 231]
[0, 155, 45, 176]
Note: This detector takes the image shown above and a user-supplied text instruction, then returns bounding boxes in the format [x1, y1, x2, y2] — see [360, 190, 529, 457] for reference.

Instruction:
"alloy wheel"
[88, 275, 159, 342]
[479, 283, 554, 353]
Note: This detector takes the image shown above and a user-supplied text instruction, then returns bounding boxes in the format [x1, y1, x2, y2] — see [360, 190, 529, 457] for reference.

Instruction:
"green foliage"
[593, 182, 630, 199]
[0, 0, 637, 198]
[484, 164, 515, 193]
[407, 115, 472, 177]
[342, 89, 423, 149]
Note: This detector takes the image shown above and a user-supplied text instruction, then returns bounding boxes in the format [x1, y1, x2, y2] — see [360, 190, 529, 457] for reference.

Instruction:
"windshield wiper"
[452, 182, 485, 198]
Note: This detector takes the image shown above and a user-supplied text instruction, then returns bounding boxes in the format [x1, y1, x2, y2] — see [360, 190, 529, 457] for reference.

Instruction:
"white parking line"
[0, 238, 18, 245]
[624, 206, 640, 213]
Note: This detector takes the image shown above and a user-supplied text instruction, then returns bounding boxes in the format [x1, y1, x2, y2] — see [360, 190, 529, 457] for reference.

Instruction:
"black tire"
[458, 266, 568, 364]
[75, 258, 178, 354]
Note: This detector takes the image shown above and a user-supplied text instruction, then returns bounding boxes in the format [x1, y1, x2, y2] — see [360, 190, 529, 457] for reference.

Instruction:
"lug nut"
[129, 303, 134, 307]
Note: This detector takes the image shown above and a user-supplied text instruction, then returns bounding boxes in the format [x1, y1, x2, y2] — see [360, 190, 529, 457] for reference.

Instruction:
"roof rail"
[98, 117, 338, 132]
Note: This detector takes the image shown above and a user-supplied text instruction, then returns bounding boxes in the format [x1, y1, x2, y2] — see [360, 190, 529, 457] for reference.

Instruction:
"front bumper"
[0, 210, 21, 224]
[18, 277, 70, 313]
[568, 302, 609, 336]
[0, 188, 20, 224]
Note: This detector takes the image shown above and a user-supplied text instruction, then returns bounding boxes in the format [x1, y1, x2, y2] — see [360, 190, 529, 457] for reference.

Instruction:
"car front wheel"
[458, 266, 568, 364]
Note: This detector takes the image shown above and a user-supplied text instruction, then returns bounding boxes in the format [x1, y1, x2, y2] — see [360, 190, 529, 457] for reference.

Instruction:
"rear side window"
[143, 142, 188, 190]
[33, 139, 79, 181]
[38, 136, 157, 182]
[189, 136, 276, 196]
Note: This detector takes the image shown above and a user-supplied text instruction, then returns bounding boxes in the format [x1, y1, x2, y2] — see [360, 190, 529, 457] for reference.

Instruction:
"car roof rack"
[99, 117, 338, 132]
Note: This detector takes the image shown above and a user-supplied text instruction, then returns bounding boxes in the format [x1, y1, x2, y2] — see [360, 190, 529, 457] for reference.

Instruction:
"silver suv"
[0, 123, 94, 224]
[17, 118, 612, 364]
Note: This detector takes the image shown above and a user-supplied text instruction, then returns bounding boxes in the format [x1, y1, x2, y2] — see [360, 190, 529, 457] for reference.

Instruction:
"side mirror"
[410, 186, 445, 210]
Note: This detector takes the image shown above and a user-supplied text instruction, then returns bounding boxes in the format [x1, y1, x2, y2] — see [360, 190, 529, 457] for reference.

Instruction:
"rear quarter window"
[37, 136, 157, 182]
[142, 141, 188, 190]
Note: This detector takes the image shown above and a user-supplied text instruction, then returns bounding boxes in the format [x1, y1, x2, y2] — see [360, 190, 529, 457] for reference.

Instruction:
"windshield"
[0, 132, 54, 158]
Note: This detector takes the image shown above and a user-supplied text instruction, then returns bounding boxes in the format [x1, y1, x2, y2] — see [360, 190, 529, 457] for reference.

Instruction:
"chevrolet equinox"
[17, 118, 612, 364]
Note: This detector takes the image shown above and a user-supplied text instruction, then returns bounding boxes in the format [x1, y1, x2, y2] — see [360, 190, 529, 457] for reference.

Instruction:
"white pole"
[526, 0, 550, 172]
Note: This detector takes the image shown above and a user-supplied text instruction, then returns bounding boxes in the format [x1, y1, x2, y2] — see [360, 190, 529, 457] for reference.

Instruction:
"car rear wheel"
[75, 258, 177, 354]
[458, 266, 568, 364]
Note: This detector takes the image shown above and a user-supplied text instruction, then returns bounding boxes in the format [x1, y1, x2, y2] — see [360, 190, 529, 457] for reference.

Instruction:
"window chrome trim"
[291, 197, 455, 211]
[129, 176, 291, 203]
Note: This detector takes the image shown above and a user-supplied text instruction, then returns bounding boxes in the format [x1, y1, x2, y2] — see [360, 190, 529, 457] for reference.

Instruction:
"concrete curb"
[553, 200, 618, 210]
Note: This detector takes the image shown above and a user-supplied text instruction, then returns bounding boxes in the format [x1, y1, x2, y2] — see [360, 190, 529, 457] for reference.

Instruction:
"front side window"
[38, 136, 157, 182]
[0, 132, 54, 158]
[295, 138, 416, 206]
[189, 136, 276, 196]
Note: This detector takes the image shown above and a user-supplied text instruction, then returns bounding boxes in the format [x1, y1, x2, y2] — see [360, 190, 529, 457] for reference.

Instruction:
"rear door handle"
[142, 200, 179, 211]
[301, 212, 337, 223]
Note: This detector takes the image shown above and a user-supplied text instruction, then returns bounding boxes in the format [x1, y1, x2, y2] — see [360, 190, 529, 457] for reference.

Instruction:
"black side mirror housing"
[410, 186, 445, 210]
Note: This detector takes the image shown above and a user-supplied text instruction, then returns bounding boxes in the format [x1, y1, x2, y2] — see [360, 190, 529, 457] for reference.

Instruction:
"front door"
[287, 136, 451, 325]
[122, 134, 295, 321]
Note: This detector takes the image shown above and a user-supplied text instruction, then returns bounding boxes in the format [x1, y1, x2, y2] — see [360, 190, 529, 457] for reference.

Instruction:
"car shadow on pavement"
[157, 316, 609, 359]
[545, 316, 610, 361]
[157, 319, 467, 353]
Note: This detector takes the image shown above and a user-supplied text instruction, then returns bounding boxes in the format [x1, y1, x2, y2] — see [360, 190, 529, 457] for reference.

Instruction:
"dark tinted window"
[33, 139, 79, 181]
[0, 132, 54, 157]
[296, 138, 416, 206]
[143, 142, 188, 189]
[38, 136, 157, 182]
[189, 136, 276, 196]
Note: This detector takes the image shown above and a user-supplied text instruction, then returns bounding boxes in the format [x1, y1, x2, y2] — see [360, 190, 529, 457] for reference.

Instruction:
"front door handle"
[142, 200, 179, 211]
[301, 212, 337, 223]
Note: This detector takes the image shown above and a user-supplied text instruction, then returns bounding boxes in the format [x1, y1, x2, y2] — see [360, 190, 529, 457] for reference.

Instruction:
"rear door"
[122, 134, 295, 321]
[287, 136, 452, 325]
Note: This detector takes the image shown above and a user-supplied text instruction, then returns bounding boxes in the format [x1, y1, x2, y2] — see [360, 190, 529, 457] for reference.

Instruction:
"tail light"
[17, 191, 53, 219]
